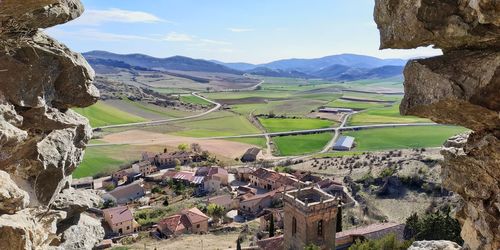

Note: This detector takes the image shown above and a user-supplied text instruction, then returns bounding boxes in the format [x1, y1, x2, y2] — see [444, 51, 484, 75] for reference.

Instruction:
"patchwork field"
[272, 133, 333, 156]
[180, 94, 214, 106]
[73, 101, 146, 127]
[342, 126, 468, 151]
[258, 117, 335, 133]
[348, 103, 430, 125]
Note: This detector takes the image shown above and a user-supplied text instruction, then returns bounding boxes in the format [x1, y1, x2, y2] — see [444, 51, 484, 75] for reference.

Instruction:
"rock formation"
[408, 240, 462, 250]
[375, 0, 499, 249]
[0, 0, 102, 249]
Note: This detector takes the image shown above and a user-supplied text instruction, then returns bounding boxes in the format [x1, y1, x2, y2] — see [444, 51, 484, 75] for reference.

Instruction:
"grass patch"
[349, 104, 429, 125]
[73, 146, 129, 178]
[180, 94, 213, 106]
[172, 111, 261, 137]
[225, 137, 267, 148]
[73, 101, 147, 127]
[343, 126, 469, 151]
[326, 99, 386, 110]
[272, 133, 332, 156]
[258, 117, 334, 133]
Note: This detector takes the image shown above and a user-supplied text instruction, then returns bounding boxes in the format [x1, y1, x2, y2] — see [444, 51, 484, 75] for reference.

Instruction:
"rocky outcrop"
[408, 240, 462, 250]
[0, 0, 101, 249]
[375, 0, 499, 249]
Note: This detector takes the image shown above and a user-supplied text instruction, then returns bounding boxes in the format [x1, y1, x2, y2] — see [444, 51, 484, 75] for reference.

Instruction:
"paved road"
[320, 111, 355, 153]
[95, 92, 221, 130]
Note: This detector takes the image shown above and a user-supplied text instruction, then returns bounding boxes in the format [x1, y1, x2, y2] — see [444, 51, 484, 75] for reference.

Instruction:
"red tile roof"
[251, 168, 299, 186]
[207, 195, 233, 207]
[182, 207, 209, 224]
[158, 214, 185, 234]
[257, 235, 284, 250]
[103, 206, 134, 225]
[336, 222, 404, 239]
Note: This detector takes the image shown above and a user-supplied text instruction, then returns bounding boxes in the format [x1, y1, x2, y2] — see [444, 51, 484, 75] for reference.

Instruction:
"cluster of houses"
[72, 148, 405, 249]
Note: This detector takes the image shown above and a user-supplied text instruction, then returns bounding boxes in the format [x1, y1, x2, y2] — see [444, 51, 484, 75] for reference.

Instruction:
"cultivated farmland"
[272, 133, 333, 156]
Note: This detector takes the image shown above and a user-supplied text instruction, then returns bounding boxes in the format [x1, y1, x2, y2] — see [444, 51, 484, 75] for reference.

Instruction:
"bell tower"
[283, 187, 339, 250]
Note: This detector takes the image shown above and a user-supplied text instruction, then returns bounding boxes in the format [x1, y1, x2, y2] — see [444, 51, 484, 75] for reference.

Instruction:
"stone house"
[71, 177, 94, 189]
[111, 168, 140, 185]
[236, 167, 254, 182]
[132, 161, 158, 176]
[205, 194, 237, 211]
[102, 206, 139, 235]
[249, 168, 300, 190]
[241, 147, 260, 162]
[102, 181, 145, 205]
[335, 222, 405, 249]
[157, 207, 209, 237]
[259, 208, 284, 231]
[155, 151, 192, 167]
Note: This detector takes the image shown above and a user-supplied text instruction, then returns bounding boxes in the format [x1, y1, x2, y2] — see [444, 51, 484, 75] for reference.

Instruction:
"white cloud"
[71, 8, 166, 26]
[200, 39, 231, 45]
[227, 28, 254, 33]
[46, 28, 158, 42]
[163, 32, 194, 42]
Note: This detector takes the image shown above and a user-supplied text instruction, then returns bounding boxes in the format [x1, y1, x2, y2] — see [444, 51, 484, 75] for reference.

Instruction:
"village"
[72, 143, 408, 250]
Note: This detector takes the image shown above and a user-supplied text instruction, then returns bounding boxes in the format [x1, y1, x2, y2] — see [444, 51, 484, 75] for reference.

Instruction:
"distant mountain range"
[83, 51, 406, 81]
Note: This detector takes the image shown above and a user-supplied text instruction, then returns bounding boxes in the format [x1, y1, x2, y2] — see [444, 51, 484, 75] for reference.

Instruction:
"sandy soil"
[102, 130, 258, 159]
[127, 231, 241, 250]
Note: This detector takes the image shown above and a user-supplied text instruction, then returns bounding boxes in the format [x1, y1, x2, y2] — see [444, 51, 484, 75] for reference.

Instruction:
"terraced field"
[349, 103, 430, 125]
[342, 126, 468, 151]
[272, 133, 333, 156]
[73, 101, 147, 127]
[258, 117, 335, 133]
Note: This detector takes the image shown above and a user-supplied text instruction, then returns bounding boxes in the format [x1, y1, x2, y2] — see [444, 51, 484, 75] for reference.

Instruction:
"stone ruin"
[375, 0, 499, 249]
[0, 0, 104, 249]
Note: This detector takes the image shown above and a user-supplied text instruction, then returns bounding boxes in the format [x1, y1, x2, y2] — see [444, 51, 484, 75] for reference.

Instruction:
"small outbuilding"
[333, 136, 355, 151]
[241, 147, 261, 162]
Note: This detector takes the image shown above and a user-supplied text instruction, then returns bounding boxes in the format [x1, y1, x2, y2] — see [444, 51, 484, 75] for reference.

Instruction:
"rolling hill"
[83, 51, 243, 75]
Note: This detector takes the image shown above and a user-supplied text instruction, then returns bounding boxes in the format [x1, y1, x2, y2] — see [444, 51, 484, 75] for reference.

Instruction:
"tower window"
[292, 217, 297, 235]
[317, 219, 323, 237]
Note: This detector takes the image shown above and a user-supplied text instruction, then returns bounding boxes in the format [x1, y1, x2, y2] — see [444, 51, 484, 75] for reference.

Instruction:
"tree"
[191, 143, 202, 153]
[236, 238, 242, 250]
[268, 213, 275, 237]
[336, 205, 343, 232]
[174, 159, 182, 167]
[206, 203, 225, 224]
[102, 199, 116, 209]
[163, 197, 169, 206]
[304, 244, 321, 250]
[403, 209, 463, 244]
[178, 143, 189, 151]
[348, 233, 412, 250]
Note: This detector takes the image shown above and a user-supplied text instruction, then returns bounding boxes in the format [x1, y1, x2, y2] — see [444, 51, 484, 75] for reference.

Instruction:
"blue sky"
[46, 0, 441, 64]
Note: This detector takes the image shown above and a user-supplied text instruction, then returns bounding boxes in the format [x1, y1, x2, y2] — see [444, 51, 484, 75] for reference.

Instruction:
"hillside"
[83, 51, 243, 75]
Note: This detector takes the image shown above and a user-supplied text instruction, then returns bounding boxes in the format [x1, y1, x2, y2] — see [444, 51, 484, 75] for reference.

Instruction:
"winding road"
[95, 92, 221, 130]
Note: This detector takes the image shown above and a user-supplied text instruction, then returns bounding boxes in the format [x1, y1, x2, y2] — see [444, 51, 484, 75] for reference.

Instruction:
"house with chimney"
[102, 206, 139, 235]
[157, 207, 209, 237]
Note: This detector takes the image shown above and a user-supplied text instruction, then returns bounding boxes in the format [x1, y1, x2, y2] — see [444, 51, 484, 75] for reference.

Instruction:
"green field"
[342, 126, 468, 151]
[272, 133, 332, 156]
[73, 146, 129, 178]
[349, 104, 429, 125]
[73, 101, 147, 127]
[180, 94, 213, 106]
[326, 99, 386, 110]
[259, 117, 334, 133]
[171, 111, 261, 137]
[225, 137, 267, 148]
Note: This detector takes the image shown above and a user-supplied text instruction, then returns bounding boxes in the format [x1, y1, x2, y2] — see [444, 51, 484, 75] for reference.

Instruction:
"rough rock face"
[375, 0, 499, 249]
[0, 0, 101, 249]
[408, 240, 462, 250]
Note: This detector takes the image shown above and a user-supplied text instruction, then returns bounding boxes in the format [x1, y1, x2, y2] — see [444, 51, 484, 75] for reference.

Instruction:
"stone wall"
[0, 0, 103, 249]
[374, 0, 499, 249]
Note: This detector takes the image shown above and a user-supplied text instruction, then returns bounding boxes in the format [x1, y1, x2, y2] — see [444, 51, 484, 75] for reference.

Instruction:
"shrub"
[348, 233, 412, 250]
[403, 209, 463, 244]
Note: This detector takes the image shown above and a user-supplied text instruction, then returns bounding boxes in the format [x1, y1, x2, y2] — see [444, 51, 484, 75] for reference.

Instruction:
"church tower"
[283, 187, 339, 250]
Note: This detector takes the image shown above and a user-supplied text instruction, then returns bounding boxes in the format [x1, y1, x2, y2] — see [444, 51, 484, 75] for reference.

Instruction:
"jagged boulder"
[53, 188, 102, 218]
[53, 213, 105, 250]
[374, 0, 499, 249]
[0, 209, 67, 250]
[0, 0, 101, 249]
[374, 0, 500, 51]
[0, 170, 29, 214]
[408, 240, 462, 250]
